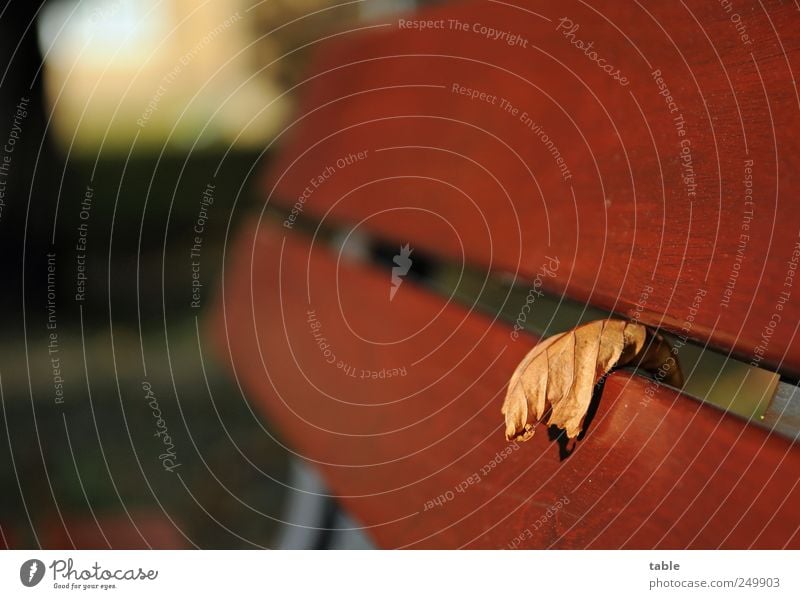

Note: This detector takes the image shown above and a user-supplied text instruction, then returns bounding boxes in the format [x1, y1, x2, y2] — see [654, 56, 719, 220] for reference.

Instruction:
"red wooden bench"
[214, 0, 800, 548]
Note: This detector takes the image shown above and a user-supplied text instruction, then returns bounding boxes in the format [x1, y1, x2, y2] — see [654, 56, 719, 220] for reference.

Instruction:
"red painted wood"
[265, 0, 800, 375]
[37, 512, 186, 550]
[213, 219, 800, 548]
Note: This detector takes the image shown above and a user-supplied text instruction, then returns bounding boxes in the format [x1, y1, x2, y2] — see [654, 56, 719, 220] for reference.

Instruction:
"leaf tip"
[505, 423, 535, 442]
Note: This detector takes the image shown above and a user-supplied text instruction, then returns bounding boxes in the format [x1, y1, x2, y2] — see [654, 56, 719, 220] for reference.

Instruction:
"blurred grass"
[0, 149, 290, 548]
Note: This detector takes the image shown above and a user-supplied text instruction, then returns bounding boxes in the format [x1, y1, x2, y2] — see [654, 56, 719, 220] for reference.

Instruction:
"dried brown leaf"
[501, 319, 683, 442]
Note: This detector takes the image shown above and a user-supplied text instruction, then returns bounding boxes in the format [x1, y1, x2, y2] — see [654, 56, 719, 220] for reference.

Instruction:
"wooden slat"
[265, 0, 800, 375]
[214, 219, 800, 548]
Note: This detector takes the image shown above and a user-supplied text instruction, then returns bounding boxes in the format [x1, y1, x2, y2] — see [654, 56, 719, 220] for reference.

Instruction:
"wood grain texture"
[213, 219, 800, 548]
[265, 0, 800, 375]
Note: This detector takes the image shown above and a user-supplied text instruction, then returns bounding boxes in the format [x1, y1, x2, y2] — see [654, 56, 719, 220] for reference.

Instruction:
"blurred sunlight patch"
[38, 0, 288, 153]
